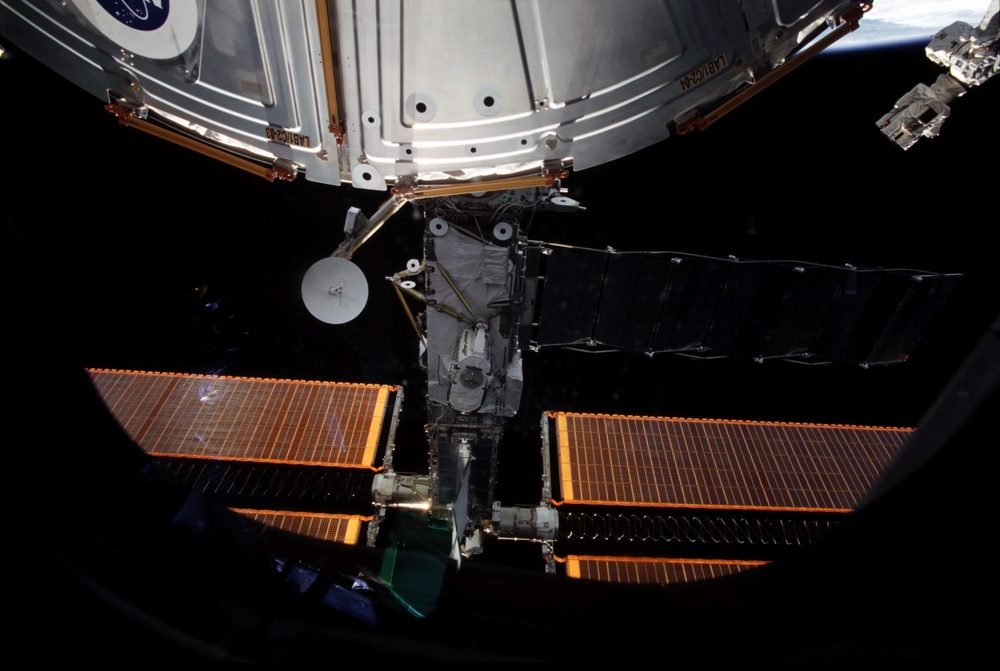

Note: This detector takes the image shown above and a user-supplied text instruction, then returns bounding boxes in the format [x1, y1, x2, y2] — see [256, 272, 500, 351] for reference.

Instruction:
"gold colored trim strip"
[105, 104, 296, 182]
[314, 0, 344, 144]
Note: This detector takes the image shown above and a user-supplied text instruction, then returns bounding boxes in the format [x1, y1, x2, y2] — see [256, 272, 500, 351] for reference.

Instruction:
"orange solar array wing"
[564, 555, 767, 585]
[230, 509, 366, 545]
[550, 412, 912, 513]
[89, 369, 395, 468]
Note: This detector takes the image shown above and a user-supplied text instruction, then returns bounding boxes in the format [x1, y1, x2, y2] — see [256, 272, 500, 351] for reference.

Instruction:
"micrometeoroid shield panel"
[1, 0, 861, 190]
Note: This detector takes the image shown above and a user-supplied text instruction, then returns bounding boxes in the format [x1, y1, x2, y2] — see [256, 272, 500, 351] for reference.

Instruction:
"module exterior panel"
[1, 0, 864, 190]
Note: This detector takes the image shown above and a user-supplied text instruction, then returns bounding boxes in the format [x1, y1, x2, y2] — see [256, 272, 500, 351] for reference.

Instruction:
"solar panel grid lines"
[798, 425, 829, 506]
[87, 369, 396, 468]
[188, 376, 258, 459]
[246, 384, 288, 464]
[546, 411, 913, 513]
[763, 422, 807, 509]
[801, 426, 831, 507]
[729, 422, 765, 508]
[811, 427, 844, 506]
[269, 377, 308, 463]
[155, 375, 225, 457]
[205, 376, 257, 460]
[91, 368, 174, 445]
[564, 555, 769, 585]
[229, 508, 369, 544]
[295, 384, 321, 465]
[304, 385, 336, 465]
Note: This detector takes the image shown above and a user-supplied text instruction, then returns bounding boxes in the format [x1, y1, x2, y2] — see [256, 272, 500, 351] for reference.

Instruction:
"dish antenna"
[300, 256, 369, 324]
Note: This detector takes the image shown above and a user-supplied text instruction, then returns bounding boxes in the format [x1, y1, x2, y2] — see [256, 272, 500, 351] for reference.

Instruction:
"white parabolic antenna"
[301, 257, 369, 324]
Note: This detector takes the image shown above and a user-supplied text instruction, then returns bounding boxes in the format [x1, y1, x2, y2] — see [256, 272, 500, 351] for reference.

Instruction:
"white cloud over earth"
[830, 0, 992, 50]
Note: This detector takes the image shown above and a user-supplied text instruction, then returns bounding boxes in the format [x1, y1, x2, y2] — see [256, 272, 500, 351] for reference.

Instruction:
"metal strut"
[333, 193, 408, 259]
[677, 4, 869, 134]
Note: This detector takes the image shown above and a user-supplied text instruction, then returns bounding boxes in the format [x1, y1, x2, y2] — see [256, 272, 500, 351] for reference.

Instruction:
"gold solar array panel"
[564, 555, 768, 585]
[89, 369, 395, 468]
[230, 509, 366, 545]
[550, 412, 913, 512]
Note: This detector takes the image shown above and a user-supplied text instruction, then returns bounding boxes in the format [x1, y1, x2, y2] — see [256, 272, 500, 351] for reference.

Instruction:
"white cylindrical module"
[371, 472, 431, 508]
[497, 505, 558, 540]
